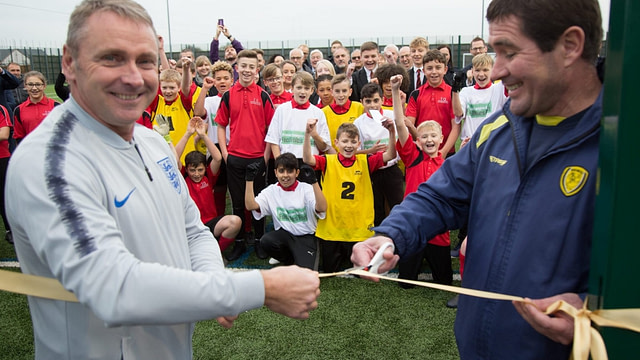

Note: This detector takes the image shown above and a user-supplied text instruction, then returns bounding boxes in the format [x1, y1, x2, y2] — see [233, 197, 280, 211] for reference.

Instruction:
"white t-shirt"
[353, 109, 398, 167]
[265, 101, 331, 158]
[253, 181, 326, 236]
[458, 82, 508, 140]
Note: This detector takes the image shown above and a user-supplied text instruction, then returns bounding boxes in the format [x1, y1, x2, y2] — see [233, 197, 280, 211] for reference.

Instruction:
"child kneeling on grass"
[244, 153, 327, 270]
[176, 117, 242, 252]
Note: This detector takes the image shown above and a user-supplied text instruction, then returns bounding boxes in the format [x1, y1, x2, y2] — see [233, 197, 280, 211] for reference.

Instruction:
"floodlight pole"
[166, 0, 173, 55]
[481, 0, 485, 39]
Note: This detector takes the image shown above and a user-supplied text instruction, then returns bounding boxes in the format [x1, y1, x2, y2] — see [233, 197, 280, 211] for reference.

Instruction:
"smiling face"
[264, 68, 284, 95]
[333, 48, 349, 69]
[411, 46, 428, 67]
[187, 163, 206, 183]
[275, 165, 299, 188]
[473, 64, 492, 88]
[62, 11, 158, 140]
[489, 15, 565, 117]
[399, 47, 411, 69]
[290, 49, 304, 69]
[331, 80, 351, 106]
[334, 132, 360, 158]
[282, 63, 296, 88]
[423, 60, 446, 87]
[362, 93, 382, 116]
[197, 62, 211, 77]
[24, 75, 45, 102]
[361, 49, 379, 71]
[160, 80, 179, 102]
[236, 56, 258, 87]
[416, 125, 443, 158]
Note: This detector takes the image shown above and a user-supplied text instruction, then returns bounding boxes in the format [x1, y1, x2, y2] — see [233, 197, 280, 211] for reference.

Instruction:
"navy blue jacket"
[375, 91, 602, 359]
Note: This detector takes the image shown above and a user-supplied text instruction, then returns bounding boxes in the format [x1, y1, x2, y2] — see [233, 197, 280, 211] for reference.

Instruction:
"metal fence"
[0, 34, 608, 84]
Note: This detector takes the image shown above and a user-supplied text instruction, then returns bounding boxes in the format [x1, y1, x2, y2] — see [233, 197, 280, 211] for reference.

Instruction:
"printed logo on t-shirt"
[276, 207, 308, 223]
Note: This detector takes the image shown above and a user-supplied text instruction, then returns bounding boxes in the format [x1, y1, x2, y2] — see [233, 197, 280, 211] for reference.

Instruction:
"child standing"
[13, 71, 60, 144]
[148, 59, 195, 163]
[214, 50, 275, 261]
[405, 50, 464, 157]
[391, 74, 452, 287]
[353, 83, 403, 226]
[265, 71, 332, 160]
[262, 63, 293, 108]
[245, 153, 327, 270]
[322, 74, 364, 150]
[175, 117, 242, 253]
[303, 119, 396, 273]
[454, 54, 508, 147]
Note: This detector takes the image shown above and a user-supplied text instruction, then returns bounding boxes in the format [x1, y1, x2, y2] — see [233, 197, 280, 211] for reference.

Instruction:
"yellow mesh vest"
[316, 154, 375, 242]
[153, 94, 202, 164]
[322, 102, 365, 150]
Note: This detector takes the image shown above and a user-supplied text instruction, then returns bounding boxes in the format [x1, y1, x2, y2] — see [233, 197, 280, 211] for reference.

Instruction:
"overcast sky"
[0, 0, 611, 50]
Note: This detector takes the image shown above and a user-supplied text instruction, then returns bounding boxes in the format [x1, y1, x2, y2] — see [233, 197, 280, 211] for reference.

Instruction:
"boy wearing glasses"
[13, 71, 60, 144]
[262, 63, 292, 108]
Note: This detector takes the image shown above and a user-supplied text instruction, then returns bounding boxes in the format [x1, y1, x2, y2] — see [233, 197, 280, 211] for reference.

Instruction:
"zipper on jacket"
[133, 142, 154, 182]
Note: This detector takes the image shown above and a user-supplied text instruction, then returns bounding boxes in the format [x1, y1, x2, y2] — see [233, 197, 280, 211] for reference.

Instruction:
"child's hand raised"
[306, 118, 318, 134]
[203, 76, 215, 90]
[194, 117, 207, 137]
[186, 116, 200, 135]
[182, 57, 192, 69]
[390, 74, 403, 90]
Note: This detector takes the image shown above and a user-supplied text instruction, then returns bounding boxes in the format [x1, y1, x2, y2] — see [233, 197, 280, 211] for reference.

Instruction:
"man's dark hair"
[184, 151, 206, 168]
[360, 83, 382, 100]
[486, 0, 602, 62]
[274, 152, 299, 171]
[360, 41, 379, 53]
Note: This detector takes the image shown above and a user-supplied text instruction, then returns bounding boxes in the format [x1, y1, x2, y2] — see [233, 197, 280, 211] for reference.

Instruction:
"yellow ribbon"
[3, 268, 640, 359]
[322, 269, 640, 360]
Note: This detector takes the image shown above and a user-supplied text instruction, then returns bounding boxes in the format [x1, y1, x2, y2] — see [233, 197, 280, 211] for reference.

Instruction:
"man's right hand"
[261, 266, 320, 319]
[350, 236, 399, 282]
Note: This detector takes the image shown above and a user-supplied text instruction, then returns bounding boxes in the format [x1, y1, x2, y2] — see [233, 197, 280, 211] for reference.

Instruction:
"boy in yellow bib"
[303, 119, 396, 273]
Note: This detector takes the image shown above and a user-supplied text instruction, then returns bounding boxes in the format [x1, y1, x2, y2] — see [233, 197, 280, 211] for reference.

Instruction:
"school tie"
[416, 69, 422, 88]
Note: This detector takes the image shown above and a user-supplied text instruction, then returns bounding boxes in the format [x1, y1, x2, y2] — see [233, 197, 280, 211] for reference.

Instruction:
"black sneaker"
[244, 232, 256, 246]
[254, 240, 268, 260]
[446, 295, 459, 308]
[225, 240, 246, 262]
[5, 231, 13, 245]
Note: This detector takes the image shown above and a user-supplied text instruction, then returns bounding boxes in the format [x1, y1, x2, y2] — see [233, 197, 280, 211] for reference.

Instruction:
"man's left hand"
[513, 292, 583, 345]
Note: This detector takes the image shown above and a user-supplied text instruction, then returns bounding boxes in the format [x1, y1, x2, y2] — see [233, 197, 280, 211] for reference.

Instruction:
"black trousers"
[226, 154, 266, 239]
[261, 229, 319, 270]
[398, 243, 453, 288]
[370, 164, 404, 226]
[320, 239, 355, 273]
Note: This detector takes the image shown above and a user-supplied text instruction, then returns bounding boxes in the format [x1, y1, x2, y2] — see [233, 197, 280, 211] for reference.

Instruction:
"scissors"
[347, 242, 395, 275]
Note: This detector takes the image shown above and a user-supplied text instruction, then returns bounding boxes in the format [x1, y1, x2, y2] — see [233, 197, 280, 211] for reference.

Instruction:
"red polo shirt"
[405, 81, 455, 153]
[13, 96, 58, 140]
[0, 105, 11, 158]
[215, 82, 275, 158]
[270, 91, 293, 106]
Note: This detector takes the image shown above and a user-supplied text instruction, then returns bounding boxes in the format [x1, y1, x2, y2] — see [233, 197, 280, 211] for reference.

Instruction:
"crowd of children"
[4, 31, 509, 302]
